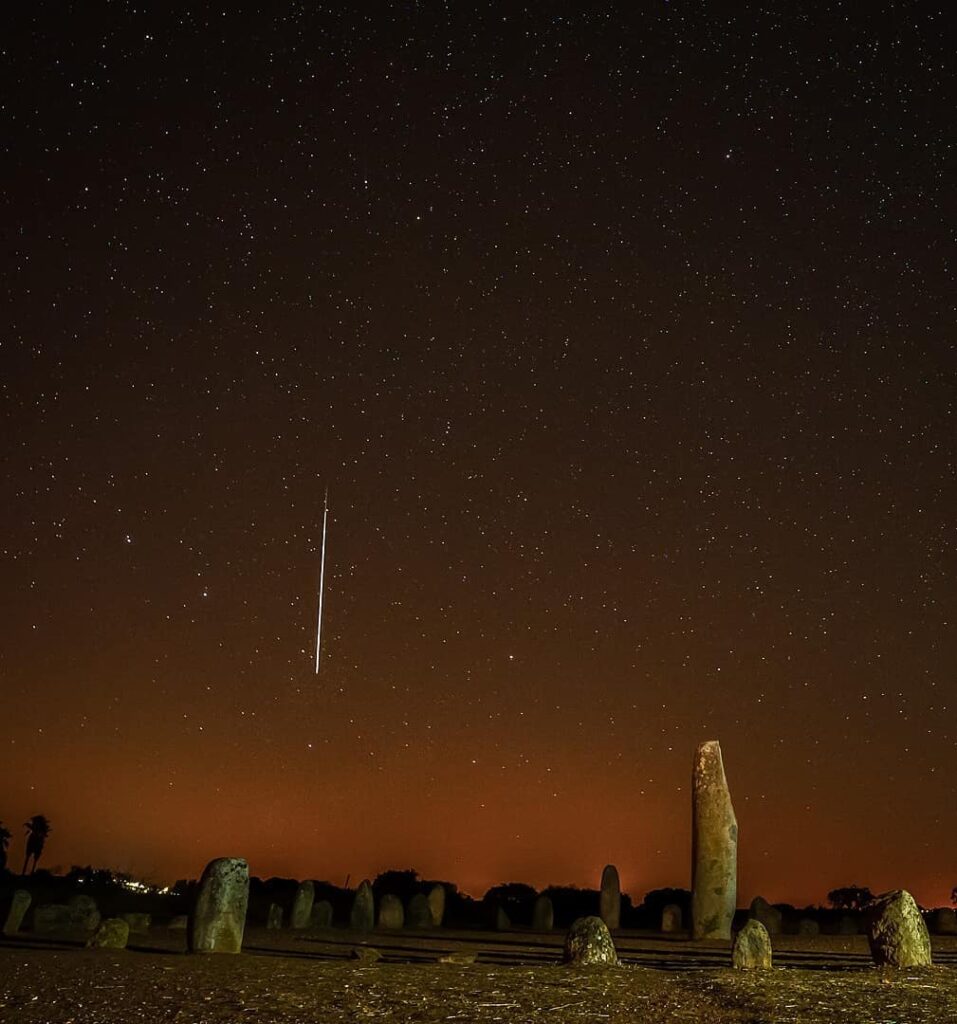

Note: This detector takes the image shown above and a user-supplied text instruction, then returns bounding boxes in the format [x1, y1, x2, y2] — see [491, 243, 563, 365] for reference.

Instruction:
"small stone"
[87, 918, 130, 949]
[532, 894, 554, 931]
[749, 896, 782, 936]
[733, 920, 772, 969]
[407, 893, 432, 928]
[187, 857, 249, 954]
[562, 916, 618, 966]
[439, 952, 476, 964]
[266, 903, 283, 929]
[351, 945, 382, 962]
[168, 915, 188, 930]
[661, 904, 682, 933]
[33, 904, 74, 933]
[930, 908, 957, 935]
[311, 900, 333, 929]
[427, 884, 446, 926]
[290, 880, 315, 929]
[378, 894, 404, 929]
[350, 880, 374, 932]
[2, 890, 31, 936]
[67, 894, 101, 930]
[797, 918, 820, 936]
[599, 864, 621, 930]
[866, 890, 932, 968]
[121, 912, 151, 934]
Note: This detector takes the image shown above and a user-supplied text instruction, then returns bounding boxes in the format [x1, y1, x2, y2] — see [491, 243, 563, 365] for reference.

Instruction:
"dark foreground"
[2, 929, 956, 1023]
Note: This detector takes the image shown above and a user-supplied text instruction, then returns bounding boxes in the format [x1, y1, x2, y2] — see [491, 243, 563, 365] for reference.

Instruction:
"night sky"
[2, 5, 954, 908]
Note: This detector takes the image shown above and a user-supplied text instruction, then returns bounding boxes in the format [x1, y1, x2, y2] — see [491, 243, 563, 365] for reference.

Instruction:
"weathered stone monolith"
[732, 920, 771, 969]
[290, 880, 315, 929]
[562, 916, 618, 965]
[599, 864, 621, 930]
[350, 880, 374, 932]
[407, 893, 433, 928]
[378, 894, 404, 929]
[427, 884, 446, 926]
[661, 904, 682, 933]
[266, 903, 283, 929]
[691, 740, 737, 940]
[495, 904, 511, 930]
[67, 894, 101, 931]
[2, 890, 31, 936]
[311, 900, 333, 929]
[866, 890, 932, 968]
[749, 896, 782, 936]
[532, 894, 554, 930]
[121, 912, 151, 934]
[87, 918, 130, 949]
[187, 857, 249, 954]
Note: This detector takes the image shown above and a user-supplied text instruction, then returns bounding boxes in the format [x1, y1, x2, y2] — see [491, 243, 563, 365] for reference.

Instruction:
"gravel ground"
[1, 930, 955, 1023]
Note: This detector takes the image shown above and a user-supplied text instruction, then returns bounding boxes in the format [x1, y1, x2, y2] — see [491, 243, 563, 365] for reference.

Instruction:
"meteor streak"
[315, 489, 329, 674]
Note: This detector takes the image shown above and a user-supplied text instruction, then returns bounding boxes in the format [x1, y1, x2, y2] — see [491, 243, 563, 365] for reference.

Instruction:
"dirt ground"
[2, 927, 956, 1023]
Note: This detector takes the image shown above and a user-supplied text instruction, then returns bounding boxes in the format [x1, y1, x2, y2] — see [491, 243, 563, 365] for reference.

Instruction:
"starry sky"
[2, 4, 954, 908]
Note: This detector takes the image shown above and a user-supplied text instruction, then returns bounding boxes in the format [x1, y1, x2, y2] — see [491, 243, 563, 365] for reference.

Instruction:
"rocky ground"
[1, 928, 956, 1023]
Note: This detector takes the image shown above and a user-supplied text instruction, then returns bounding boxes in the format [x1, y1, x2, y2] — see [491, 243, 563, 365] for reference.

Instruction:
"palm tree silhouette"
[0, 822, 11, 873]
[22, 815, 52, 875]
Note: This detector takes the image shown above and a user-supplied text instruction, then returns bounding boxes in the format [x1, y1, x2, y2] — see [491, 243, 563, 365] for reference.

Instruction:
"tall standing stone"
[2, 890, 31, 936]
[661, 904, 682, 933]
[187, 857, 249, 954]
[865, 890, 932, 968]
[350, 879, 374, 932]
[311, 900, 333, 929]
[427, 884, 446, 927]
[533, 894, 554, 931]
[266, 903, 283, 929]
[749, 896, 782, 936]
[378, 894, 404, 929]
[599, 865, 621, 931]
[290, 880, 315, 929]
[691, 740, 737, 940]
[407, 893, 433, 928]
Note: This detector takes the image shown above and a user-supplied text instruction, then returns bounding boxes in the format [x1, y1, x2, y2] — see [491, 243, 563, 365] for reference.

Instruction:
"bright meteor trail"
[315, 488, 329, 675]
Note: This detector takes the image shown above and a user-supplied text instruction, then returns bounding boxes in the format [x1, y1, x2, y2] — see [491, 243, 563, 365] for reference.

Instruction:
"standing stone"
[121, 912, 151, 934]
[378, 894, 404, 929]
[599, 865, 621, 931]
[427, 884, 446, 927]
[87, 918, 130, 950]
[732, 920, 772, 970]
[67, 894, 101, 931]
[350, 880, 374, 932]
[749, 896, 782, 936]
[266, 903, 283, 929]
[691, 740, 737, 940]
[532, 894, 554, 931]
[2, 890, 31, 936]
[290, 880, 315, 929]
[407, 893, 433, 928]
[495, 905, 511, 931]
[930, 908, 957, 936]
[311, 900, 333, 929]
[661, 904, 682, 933]
[797, 918, 820, 936]
[866, 890, 932, 968]
[562, 916, 618, 965]
[187, 857, 249, 954]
